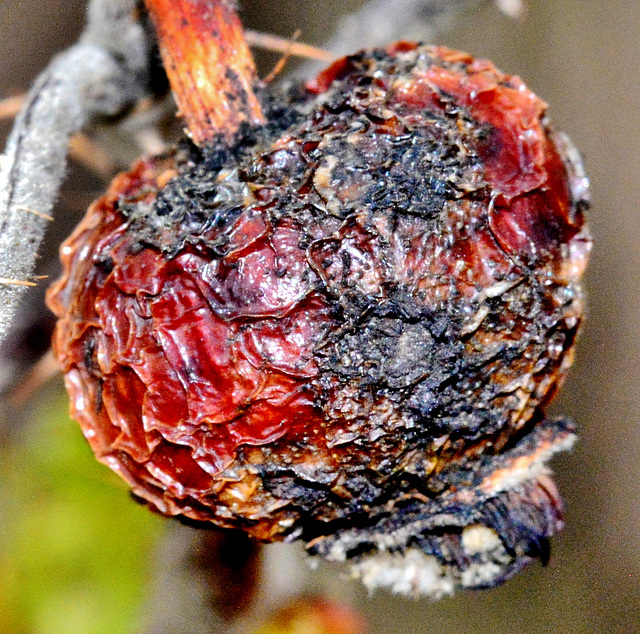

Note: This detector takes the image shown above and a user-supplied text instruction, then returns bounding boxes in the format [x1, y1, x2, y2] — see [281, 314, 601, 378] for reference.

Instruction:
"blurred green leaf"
[0, 384, 166, 634]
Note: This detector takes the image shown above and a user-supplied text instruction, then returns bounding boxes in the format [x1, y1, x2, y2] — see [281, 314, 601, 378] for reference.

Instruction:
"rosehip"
[47, 44, 590, 596]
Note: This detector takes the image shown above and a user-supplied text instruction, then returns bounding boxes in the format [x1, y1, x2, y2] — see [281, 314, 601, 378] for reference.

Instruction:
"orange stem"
[144, 0, 265, 145]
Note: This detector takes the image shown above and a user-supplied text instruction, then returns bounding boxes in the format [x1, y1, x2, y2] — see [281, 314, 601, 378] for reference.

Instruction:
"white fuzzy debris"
[351, 549, 455, 599]
[461, 561, 504, 588]
[461, 525, 502, 556]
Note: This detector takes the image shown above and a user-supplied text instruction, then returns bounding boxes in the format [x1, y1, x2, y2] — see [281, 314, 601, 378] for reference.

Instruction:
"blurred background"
[0, 0, 638, 632]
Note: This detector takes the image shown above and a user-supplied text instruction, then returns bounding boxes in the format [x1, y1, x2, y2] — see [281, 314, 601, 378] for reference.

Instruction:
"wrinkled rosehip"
[47, 45, 590, 596]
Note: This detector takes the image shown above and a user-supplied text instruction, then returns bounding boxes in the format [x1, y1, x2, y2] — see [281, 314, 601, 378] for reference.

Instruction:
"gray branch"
[323, 0, 486, 56]
[0, 0, 151, 342]
[295, 0, 514, 78]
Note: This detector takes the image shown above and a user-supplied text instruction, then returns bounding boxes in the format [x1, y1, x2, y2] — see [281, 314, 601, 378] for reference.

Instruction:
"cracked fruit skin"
[47, 45, 590, 595]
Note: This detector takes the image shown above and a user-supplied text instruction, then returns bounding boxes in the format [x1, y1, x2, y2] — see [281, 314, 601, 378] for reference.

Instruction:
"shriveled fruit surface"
[47, 44, 590, 596]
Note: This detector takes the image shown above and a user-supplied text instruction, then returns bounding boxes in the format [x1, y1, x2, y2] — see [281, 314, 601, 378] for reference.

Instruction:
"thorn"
[0, 278, 38, 287]
[8, 351, 61, 407]
[263, 30, 302, 84]
[245, 29, 335, 62]
[0, 94, 26, 119]
[15, 205, 54, 222]
[69, 133, 117, 178]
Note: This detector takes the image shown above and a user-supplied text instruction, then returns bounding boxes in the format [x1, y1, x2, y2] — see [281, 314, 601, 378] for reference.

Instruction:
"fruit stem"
[144, 0, 265, 145]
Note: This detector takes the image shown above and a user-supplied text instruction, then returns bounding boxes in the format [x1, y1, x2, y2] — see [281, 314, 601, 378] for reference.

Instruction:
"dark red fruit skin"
[47, 45, 589, 588]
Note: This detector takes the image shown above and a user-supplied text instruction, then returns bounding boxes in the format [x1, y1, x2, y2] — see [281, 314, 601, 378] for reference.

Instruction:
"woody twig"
[144, 0, 265, 145]
[0, 0, 151, 344]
